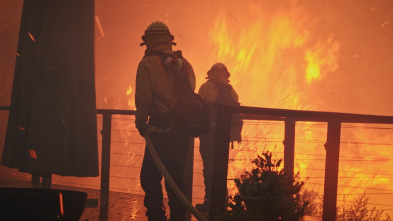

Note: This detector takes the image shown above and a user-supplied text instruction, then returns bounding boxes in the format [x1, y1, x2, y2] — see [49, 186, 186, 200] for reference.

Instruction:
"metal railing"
[96, 109, 136, 220]
[209, 104, 393, 221]
[2, 105, 393, 221]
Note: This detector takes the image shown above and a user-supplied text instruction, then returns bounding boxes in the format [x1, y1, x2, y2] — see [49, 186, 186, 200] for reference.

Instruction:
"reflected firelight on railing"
[2, 105, 393, 220]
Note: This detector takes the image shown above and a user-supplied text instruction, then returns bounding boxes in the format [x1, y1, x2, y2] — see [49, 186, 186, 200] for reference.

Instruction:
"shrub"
[214, 151, 309, 221]
[337, 192, 392, 221]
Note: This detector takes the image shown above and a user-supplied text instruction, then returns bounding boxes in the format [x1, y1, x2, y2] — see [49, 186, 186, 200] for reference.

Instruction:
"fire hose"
[144, 126, 207, 221]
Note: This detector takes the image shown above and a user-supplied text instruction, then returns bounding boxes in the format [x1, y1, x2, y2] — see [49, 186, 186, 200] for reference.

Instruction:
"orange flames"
[208, 6, 313, 110]
[208, 4, 317, 197]
[207, 3, 393, 216]
[305, 37, 340, 84]
[108, 1, 393, 216]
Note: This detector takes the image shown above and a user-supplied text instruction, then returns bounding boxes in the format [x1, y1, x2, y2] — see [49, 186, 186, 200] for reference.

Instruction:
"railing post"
[322, 121, 341, 221]
[284, 119, 295, 178]
[184, 137, 194, 221]
[99, 113, 112, 221]
[31, 174, 40, 188]
[209, 106, 232, 220]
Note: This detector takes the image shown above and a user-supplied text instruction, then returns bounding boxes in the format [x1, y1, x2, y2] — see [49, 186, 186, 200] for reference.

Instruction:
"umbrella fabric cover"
[2, 0, 98, 177]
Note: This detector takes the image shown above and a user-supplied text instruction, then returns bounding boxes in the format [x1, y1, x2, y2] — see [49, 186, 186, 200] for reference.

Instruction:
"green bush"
[214, 151, 309, 221]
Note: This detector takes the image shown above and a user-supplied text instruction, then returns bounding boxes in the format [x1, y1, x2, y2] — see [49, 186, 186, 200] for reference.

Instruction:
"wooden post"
[322, 121, 341, 221]
[99, 113, 112, 221]
[284, 119, 295, 179]
[208, 107, 232, 220]
[184, 137, 194, 221]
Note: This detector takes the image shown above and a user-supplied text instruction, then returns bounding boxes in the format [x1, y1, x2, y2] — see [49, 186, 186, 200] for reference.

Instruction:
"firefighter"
[196, 63, 242, 213]
[135, 21, 196, 221]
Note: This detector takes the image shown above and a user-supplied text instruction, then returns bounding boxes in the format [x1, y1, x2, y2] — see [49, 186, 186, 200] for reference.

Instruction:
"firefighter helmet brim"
[140, 21, 176, 46]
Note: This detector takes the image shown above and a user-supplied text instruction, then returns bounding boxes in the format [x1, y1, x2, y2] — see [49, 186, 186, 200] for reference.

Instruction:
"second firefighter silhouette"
[196, 63, 243, 213]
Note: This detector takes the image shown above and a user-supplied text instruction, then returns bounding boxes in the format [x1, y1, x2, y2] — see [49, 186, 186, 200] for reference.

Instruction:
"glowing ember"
[29, 149, 37, 159]
[381, 21, 389, 28]
[95, 16, 105, 38]
[59, 192, 64, 216]
[126, 86, 132, 95]
[28, 32, 35, 42]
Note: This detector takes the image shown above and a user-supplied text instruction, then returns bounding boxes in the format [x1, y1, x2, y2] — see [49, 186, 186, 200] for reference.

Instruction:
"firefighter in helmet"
[135, 21, 196, 221]
[196, 63, 242, 214]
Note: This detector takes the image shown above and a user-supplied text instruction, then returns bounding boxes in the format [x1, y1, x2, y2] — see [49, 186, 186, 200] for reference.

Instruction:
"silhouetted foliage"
[214, 151, 309, 221]
[337, 192, 392, 221]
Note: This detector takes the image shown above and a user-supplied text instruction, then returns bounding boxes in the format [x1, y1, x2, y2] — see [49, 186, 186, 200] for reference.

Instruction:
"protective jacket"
[135, 46, 196, 131]
[198, 78, 238, 106]
[198, 78, 242, 142]
[136, 22, 195, 220]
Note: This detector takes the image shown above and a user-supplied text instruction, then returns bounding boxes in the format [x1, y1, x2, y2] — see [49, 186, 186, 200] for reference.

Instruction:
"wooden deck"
[0, 176, 322, 221]
[0, 177, 150, 221]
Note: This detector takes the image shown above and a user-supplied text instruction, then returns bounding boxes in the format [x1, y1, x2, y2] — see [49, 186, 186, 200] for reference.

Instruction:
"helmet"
[207, 63, 230, 79]
[141, 21, 175, 46]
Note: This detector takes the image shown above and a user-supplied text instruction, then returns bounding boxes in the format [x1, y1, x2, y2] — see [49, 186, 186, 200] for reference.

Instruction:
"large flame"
[208, 6, 313, 110]
[305, 37, 340, 84]
[208, 3, 319, 197]
[207, 3, 393, 215]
